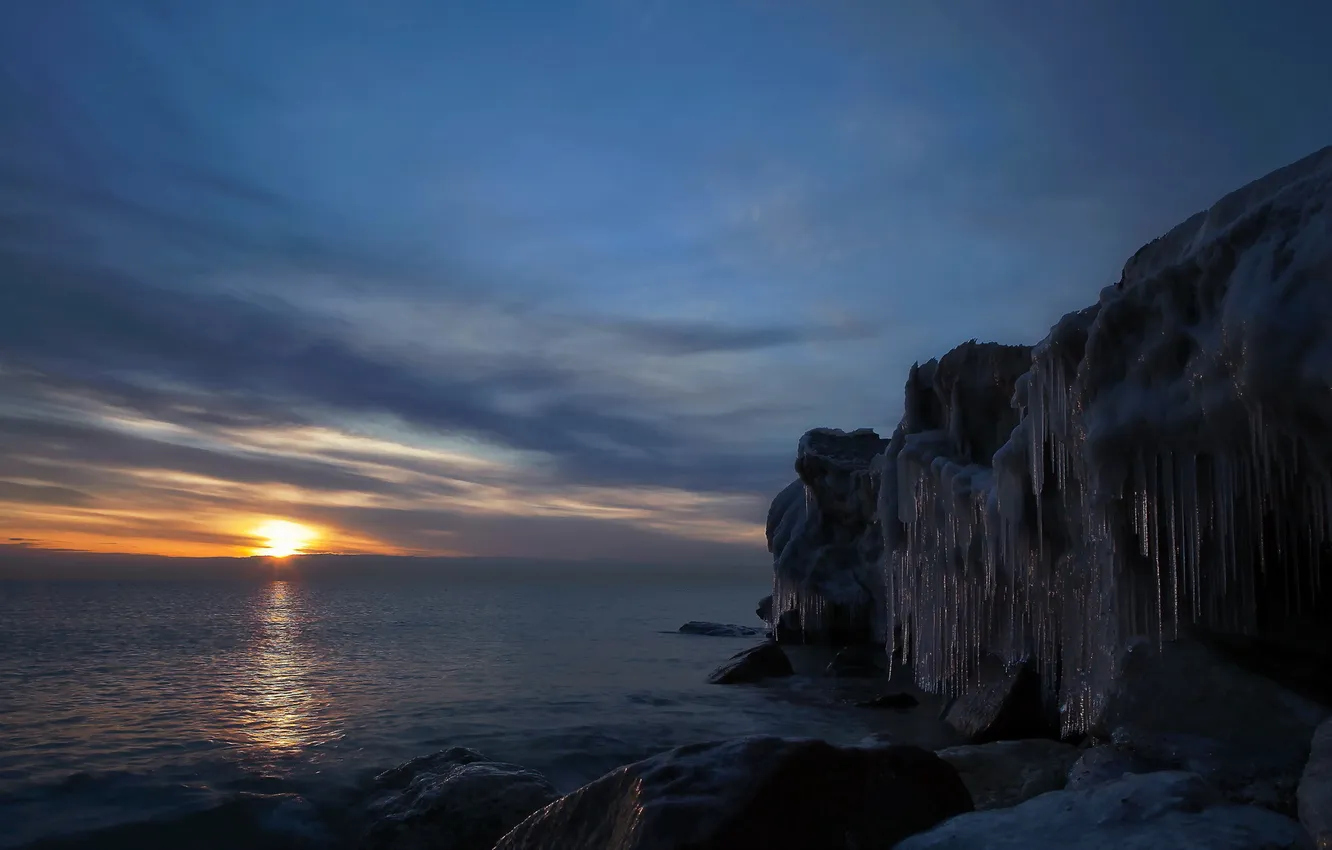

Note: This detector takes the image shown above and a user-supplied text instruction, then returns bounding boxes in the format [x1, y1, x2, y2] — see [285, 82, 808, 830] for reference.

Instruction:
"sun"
[252, 519, 318, 558]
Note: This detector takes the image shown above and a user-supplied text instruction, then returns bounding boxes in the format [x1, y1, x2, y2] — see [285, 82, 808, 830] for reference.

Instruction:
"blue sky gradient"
[3, 0, 1330, 561]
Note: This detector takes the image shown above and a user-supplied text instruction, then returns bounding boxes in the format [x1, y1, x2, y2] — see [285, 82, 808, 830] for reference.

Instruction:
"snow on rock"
[765, 427, 890, 644]
[872, 145, 1332, 734]
[1066, 744, 1162, 791]
[1298, 717, 1332, 847]
[897, 770, 1313, 850]
[491, 737, 973, 850]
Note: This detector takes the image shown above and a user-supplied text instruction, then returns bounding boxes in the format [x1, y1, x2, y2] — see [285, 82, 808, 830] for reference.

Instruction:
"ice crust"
[851, 146, 1332, 733]
[766, 428, 889, 641]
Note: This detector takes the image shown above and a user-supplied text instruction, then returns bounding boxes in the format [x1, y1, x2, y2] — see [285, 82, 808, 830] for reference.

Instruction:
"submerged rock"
[898, 770, 1313, 850]
[492, 737, 973, 850]
[935, 738, 1081, 811]
[1299, 718, 1332, 847]
[943, 658, 1056, 744]
[362, 748, 557, 850]
[705, 641, 793, 684]
[678, 621, 766, 638]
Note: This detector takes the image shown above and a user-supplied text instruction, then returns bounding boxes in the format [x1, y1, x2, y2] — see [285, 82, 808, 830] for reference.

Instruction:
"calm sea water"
[0, 572, 959, 848]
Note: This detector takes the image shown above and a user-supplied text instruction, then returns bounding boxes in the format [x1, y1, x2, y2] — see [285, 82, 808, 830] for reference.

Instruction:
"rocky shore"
[349, 147, 1332, 848]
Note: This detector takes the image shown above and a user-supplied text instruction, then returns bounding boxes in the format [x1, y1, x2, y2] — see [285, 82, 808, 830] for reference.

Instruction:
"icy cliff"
[767, 145, 1332, 732]
[765, 428, 889, 644]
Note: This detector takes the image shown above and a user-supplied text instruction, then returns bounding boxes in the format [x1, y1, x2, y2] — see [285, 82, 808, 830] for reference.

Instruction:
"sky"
[2, 0, 1331, 565]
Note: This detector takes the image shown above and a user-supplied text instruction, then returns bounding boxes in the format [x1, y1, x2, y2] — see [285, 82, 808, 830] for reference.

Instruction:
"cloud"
[4, 0, 1331, 562]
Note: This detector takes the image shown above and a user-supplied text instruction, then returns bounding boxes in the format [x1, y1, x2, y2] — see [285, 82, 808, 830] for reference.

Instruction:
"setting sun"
[252, 520, 318, 558]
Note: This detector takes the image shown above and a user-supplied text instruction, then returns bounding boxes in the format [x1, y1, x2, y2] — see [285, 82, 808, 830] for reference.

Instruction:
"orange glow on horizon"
[0, 416, 767, 559]
[250, 519, 319, 558]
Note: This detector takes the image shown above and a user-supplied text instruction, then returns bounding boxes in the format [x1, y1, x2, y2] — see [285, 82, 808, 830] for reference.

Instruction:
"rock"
[678, 621, 765, 638]
[898, 770, 1313, 850]
[1092, 638, 1328, 814]
[706, 641, 793, 684]
[766, 428, 890, 646]
[934, 739, 1081, 810]
[1066, 744, 1161, 791]
[943, 658, 1057, 744]
[492, 737, 974, 850]
[824, 645, 887, 677]
[829, 145, 1332, 735]
[1298, 718, 1332, 847]
[362, 747, 557, 850]
[755, 595, 773, 624]
[855, 692, 919, 710]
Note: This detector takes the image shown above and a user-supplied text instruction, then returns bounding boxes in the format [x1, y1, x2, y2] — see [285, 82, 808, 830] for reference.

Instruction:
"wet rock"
[898, 770, 1313, 850]
[492, 737, 973, 850]
[1093, 638, 1328, 814]
[1298, 718, 1332, 847]
[855, 692, 919, 710]
[934, 739, 1081, 810]
[362, 747, 557, 850]
[943, 658, 1056, 744]
[678, 621, 766, 638]
[706, 641, 793, 684]
[824, 645, 887, 677]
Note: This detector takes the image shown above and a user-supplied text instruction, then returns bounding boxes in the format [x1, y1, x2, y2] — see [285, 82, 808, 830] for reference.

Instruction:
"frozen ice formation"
[765, 145, 1332, 733]
[766, 428, 889, 644]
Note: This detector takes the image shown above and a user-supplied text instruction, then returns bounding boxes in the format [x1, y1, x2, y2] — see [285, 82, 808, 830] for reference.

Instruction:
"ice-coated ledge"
[764, 145, 1332, 733]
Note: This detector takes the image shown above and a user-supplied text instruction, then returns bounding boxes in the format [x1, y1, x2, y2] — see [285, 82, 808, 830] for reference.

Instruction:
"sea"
[0, 569, 961, 849]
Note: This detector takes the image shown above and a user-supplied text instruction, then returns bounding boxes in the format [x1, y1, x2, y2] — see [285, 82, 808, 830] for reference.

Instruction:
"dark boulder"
[492, 737, 974, 850]
[361, 747, 557, 850]
[1091, 638, 1327, 815]
[935, 739, 1082, 811]
[706, 641, 794, 685]
[943, 658, 1057, 744]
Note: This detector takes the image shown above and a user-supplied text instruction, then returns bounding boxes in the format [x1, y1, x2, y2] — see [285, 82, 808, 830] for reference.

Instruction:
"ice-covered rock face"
[765, 428, 889, 644]
[877, 145, 1332, 734]
[879, 342, 1035, 692]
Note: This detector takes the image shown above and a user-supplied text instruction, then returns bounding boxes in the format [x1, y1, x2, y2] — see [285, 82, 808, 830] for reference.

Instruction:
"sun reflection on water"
[227, 581, 342, 766]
